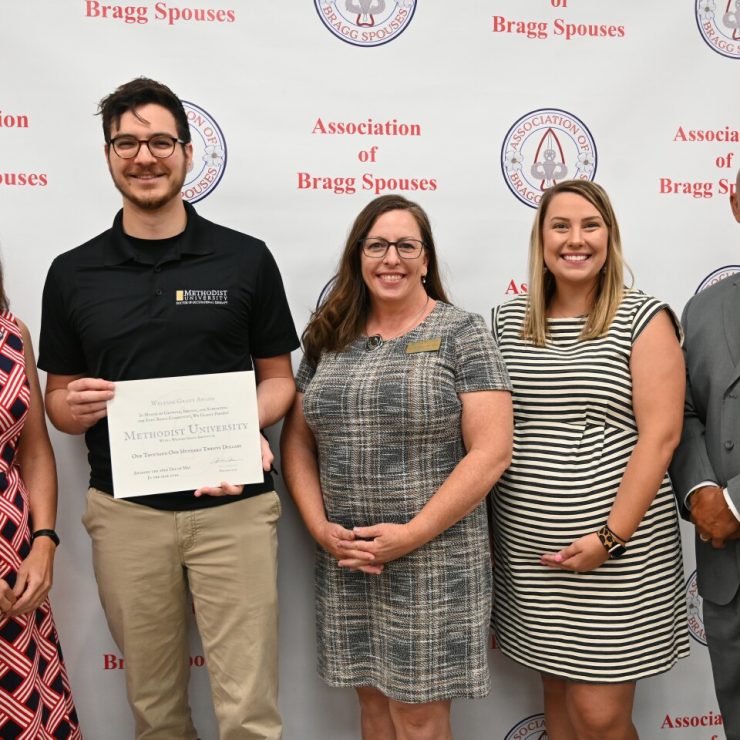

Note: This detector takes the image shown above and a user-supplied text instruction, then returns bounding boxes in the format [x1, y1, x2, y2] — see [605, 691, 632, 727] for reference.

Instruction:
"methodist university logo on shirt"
[181, 101, 227, 203]
[176, 289, 229, 306]
[315, 0, 416, 46]
[696, 0, 740, 59]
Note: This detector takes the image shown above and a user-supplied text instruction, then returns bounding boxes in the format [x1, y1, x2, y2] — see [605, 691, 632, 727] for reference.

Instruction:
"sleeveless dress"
[296, 302, 512, 703]
[491, 292, 689, 682]
[0, 311, 81, 739]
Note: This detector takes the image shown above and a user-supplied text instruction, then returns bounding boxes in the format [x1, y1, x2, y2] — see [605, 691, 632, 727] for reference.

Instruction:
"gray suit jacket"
[670, 275, 740, 605]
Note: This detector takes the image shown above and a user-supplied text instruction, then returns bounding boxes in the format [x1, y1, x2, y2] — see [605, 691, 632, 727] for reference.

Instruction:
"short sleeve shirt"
[38, 201, 299, 510]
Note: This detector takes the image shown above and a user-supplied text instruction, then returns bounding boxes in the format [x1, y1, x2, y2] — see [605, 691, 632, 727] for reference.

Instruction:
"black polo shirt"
[38, 201, 299, 510]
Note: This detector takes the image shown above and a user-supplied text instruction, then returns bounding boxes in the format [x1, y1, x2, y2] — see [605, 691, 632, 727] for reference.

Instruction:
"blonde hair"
[522, 180, 632, 346]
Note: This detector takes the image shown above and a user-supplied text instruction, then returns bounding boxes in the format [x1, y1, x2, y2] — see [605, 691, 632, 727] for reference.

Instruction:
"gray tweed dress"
[296, 302, 511, 702]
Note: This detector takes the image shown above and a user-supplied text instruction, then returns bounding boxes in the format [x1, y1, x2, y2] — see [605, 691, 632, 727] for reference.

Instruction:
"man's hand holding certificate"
[106, 371, 263, 498]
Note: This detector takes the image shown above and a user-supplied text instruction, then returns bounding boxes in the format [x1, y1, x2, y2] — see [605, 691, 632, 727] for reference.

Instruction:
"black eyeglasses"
[109, 134, 186, 159]
[359, 238, 425, 259]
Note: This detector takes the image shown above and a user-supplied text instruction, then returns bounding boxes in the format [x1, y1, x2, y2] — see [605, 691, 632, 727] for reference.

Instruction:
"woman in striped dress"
[492, 180, 689, 740]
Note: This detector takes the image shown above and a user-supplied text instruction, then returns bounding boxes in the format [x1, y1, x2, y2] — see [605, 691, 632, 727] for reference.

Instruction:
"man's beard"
[110, 163, 186, 211]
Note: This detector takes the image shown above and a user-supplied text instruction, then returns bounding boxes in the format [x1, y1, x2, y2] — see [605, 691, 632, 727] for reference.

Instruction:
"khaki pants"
[83, 487, 282, 740]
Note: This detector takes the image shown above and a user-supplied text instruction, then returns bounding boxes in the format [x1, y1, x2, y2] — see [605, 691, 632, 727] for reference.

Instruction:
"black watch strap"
[32, 529, 60, 546]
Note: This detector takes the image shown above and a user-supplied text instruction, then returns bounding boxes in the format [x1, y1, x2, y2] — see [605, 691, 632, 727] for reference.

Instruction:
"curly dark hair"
[97, 77, 190, 144]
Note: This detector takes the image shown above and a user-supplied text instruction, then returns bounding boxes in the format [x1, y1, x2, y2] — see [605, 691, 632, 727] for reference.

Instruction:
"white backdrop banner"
[0, 1, 738, 738]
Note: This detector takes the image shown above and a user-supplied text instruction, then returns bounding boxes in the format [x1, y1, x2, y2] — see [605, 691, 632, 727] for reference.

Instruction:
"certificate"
[107, 371, 263, 498]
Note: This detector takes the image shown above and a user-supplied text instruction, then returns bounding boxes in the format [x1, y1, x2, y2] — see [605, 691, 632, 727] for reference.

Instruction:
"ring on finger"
[699, 534, 710, 542]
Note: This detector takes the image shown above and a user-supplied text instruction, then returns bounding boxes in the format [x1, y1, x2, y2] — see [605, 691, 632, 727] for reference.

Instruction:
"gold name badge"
[406, 338, 442, 354]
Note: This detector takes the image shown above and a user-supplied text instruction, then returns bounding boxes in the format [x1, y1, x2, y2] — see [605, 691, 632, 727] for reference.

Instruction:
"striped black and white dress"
[491, 291, 689, 682]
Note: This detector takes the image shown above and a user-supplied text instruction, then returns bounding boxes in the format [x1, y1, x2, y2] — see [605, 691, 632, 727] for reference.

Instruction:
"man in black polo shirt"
[38, 78, 298, 740]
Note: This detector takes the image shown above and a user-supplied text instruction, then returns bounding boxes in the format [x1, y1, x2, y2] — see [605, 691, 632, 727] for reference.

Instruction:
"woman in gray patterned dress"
[282, 195, 512, 740]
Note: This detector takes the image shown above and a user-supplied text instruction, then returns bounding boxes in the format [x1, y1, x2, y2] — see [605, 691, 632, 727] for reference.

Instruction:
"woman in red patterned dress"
[0, 265, 81, 739]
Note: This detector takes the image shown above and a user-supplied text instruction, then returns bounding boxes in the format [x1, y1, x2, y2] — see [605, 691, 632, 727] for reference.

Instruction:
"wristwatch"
[596, 525, 626, 559]
[31, 529, 60, 547]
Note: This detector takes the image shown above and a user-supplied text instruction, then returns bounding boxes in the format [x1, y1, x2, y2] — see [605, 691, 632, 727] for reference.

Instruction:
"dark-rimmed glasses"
[109, 135, 185, 159]
[359, 238, 425, 259]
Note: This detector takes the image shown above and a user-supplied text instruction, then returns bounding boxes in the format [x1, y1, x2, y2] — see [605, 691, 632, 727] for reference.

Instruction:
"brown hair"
[97, 77, 191, 144]
[302, 195, 449, 365]
[522, 180, 632, 346]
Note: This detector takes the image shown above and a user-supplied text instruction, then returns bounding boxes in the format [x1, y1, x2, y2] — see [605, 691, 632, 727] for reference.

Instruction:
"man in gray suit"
[670, 167, 740, 740]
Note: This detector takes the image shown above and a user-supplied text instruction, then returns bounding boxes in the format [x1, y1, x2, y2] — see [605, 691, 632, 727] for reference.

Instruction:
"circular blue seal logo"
[501, 108, 598, 208]
[181, 101, 227, 203]
[696, 0, 740, 59]
[314, 0, 417, 47]
[505, 713, 548, 740]
[695, 264, 740, 294]
[685, 570, 707, 645]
